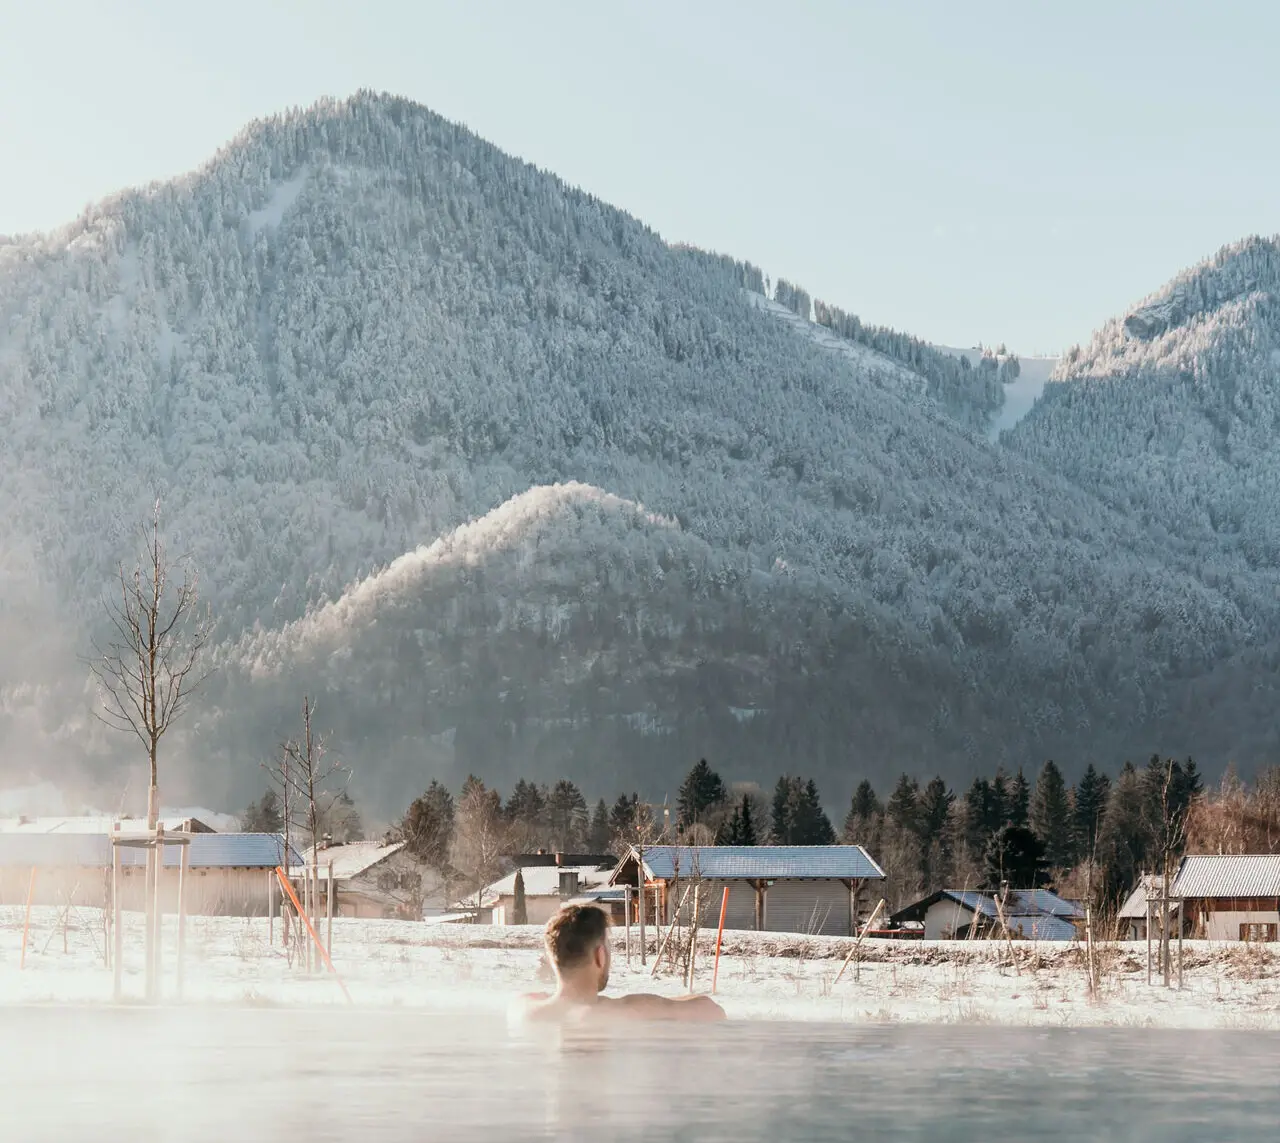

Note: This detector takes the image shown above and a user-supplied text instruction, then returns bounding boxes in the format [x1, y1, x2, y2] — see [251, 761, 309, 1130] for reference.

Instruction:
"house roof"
[1172, 854, 1280, 899]
[454, 863, 614, 909]
[619, 845, 885, 883]
[295, 840, 406, 881]
[0, 815, 213, 834]
[999, 914, 1080, 941]
[0, 831, 300, 870]
[1118, 875, 1184, 920]
[891, 888, 1084, 930]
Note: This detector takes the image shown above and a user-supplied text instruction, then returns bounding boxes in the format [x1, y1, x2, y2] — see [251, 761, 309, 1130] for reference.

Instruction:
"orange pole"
[19, 866, 37, 969]
[274, 867, 352, 1003]
[711, 885, 730, 994]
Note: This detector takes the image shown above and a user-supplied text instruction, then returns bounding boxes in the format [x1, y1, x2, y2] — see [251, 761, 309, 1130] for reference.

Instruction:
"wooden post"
[19, 866, 37, 969]
[143, 841, 155, 998]
[686, 884, 701, 992]
[112, 838, 123, 1001]
[624, 887, 632, 966]
[834, 898, 886, 985]
[1177, 898, 1184, 991]
[176, 840, 189, 1001]
[326, 860, 335, 958]
[268, 870, 275, 945]
[1152, 895, 1162, 988]
[1085, 906, 1096, 998]
[152, 825, 165, 1002]
[636, 844, 646, 967]
[712, 885, 730, 994]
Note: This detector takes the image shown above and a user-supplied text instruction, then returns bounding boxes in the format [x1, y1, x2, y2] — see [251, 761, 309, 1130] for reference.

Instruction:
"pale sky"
[2, 0, 1277, 352]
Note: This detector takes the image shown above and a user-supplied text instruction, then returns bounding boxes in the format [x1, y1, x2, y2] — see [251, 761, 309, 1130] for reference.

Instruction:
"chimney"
[555, 852, 564, 867]
[559, 869, 579, 900]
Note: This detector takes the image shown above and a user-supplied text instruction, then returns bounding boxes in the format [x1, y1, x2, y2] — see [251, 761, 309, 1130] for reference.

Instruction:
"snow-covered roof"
[1118, 875, 1184, 920]
[0, 814, 213, 834]
[623, 845, 885, 882]
[456, 863, 614, 909]
[294, 840, 406, 881]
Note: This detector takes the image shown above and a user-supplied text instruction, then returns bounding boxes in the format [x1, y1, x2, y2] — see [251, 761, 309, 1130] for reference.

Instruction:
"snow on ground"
[2, 907, 1278, 1028]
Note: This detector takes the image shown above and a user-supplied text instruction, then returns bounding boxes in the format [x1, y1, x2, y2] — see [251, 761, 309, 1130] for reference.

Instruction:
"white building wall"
[1203, 909, 1280, 942]
[922, 899, 977, 940]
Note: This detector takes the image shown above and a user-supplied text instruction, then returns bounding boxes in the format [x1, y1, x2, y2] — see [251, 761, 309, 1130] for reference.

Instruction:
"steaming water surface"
[4, 1007, 1278, 1141]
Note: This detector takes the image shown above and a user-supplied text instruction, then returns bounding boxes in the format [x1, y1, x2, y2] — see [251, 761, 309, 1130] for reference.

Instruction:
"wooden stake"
[326, 860, 334, 957]
[274, 867, 351, 1002]
[624, 886, 632, 966]
[686, 884, 701, 992]
[112, 839, 123, 1001]
[711, 885, 730, 994]
[19, 866, 37, 969]
[834, 898, 886, 985]
[177, 840, 189, 1001]
[268, 870, 274, 945]
[650, 884, 693, 977]
[152, 825, 165, 1002]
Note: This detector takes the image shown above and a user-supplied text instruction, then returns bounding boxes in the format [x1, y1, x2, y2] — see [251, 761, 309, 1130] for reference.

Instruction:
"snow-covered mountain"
[1008, 236, 1280, 566]
[0, 93, 1275, 812]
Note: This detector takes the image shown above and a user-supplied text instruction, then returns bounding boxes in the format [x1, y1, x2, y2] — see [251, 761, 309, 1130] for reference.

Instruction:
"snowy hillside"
[1, 93, 1277, 810]
[1007, 236, 1280, 566]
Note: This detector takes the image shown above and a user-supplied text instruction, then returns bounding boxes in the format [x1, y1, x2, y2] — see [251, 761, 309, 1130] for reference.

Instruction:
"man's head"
[544, 904, 611, 992]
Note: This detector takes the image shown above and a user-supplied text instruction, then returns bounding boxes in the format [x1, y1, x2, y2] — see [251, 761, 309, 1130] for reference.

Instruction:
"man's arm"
[606, 993, 726, 1022]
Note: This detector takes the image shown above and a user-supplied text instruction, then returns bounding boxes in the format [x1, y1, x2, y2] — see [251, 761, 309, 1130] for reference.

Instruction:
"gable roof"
[1117, 875, 1184, 920]
[0, 831, 300, 870]
[456, 863, 614, 909]
[296, 840, 406, 881]
[1171, 854, 1280, 899]
[891, 888, 1084, 927]
[618, 845, 884, 883]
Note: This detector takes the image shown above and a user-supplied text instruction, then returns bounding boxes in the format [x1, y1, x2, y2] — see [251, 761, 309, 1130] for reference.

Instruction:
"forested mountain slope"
[1007, 237, 1280, 566]
[0, 93, 1275, 811]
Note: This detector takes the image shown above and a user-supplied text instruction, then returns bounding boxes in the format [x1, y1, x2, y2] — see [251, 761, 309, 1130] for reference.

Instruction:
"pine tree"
[770, 775, 795, 843]
[677, 759, 727, 829]
[723, 794, 758, 845]
[1095, 762, 1149, 897]
[991, 769, 1011, 828]
[512, 867, 528, 924]
[400, 780, 456, 870]
[241, 788, 283, 833]
[963, 777, 997, 858]
[587, 798, 611, 853]
[1029, 760, 1074, 870]
[984, 824, 1047, 890]
[608, 793, 641, 850]
[1073, 764, 1110, 859]
[547, 779, 588, 850]
[917, 776, 955, 887]
[844, 779, 881, 839]
[886, 774, 921, 835]
[1008, 768, 1030, 829]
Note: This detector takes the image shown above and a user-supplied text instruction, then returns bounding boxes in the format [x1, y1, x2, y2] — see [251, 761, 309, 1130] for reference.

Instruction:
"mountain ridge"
[2, 92, 1277, 813]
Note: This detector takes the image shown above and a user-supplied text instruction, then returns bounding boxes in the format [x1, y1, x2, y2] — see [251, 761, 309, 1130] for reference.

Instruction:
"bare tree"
[89, 500, 214, 828]
[264, 697, 351, 964]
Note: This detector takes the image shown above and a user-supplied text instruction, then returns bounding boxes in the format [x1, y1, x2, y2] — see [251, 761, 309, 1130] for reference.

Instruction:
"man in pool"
[513, 903, 726, 1024]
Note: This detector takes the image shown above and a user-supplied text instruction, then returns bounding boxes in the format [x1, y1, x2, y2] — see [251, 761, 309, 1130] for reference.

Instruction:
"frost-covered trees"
[3, 92, 1278, 810]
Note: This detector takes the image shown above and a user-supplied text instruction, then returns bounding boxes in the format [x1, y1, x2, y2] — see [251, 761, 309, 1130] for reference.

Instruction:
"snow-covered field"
[2, 906, 1278, 1028]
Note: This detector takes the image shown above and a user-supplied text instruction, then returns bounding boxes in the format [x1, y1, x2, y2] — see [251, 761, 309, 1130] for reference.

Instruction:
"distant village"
[3, 753, 1278, 952]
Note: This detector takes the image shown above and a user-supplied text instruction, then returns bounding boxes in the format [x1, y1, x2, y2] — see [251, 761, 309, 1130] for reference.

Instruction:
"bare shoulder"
[601, 993, 726, 1023]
